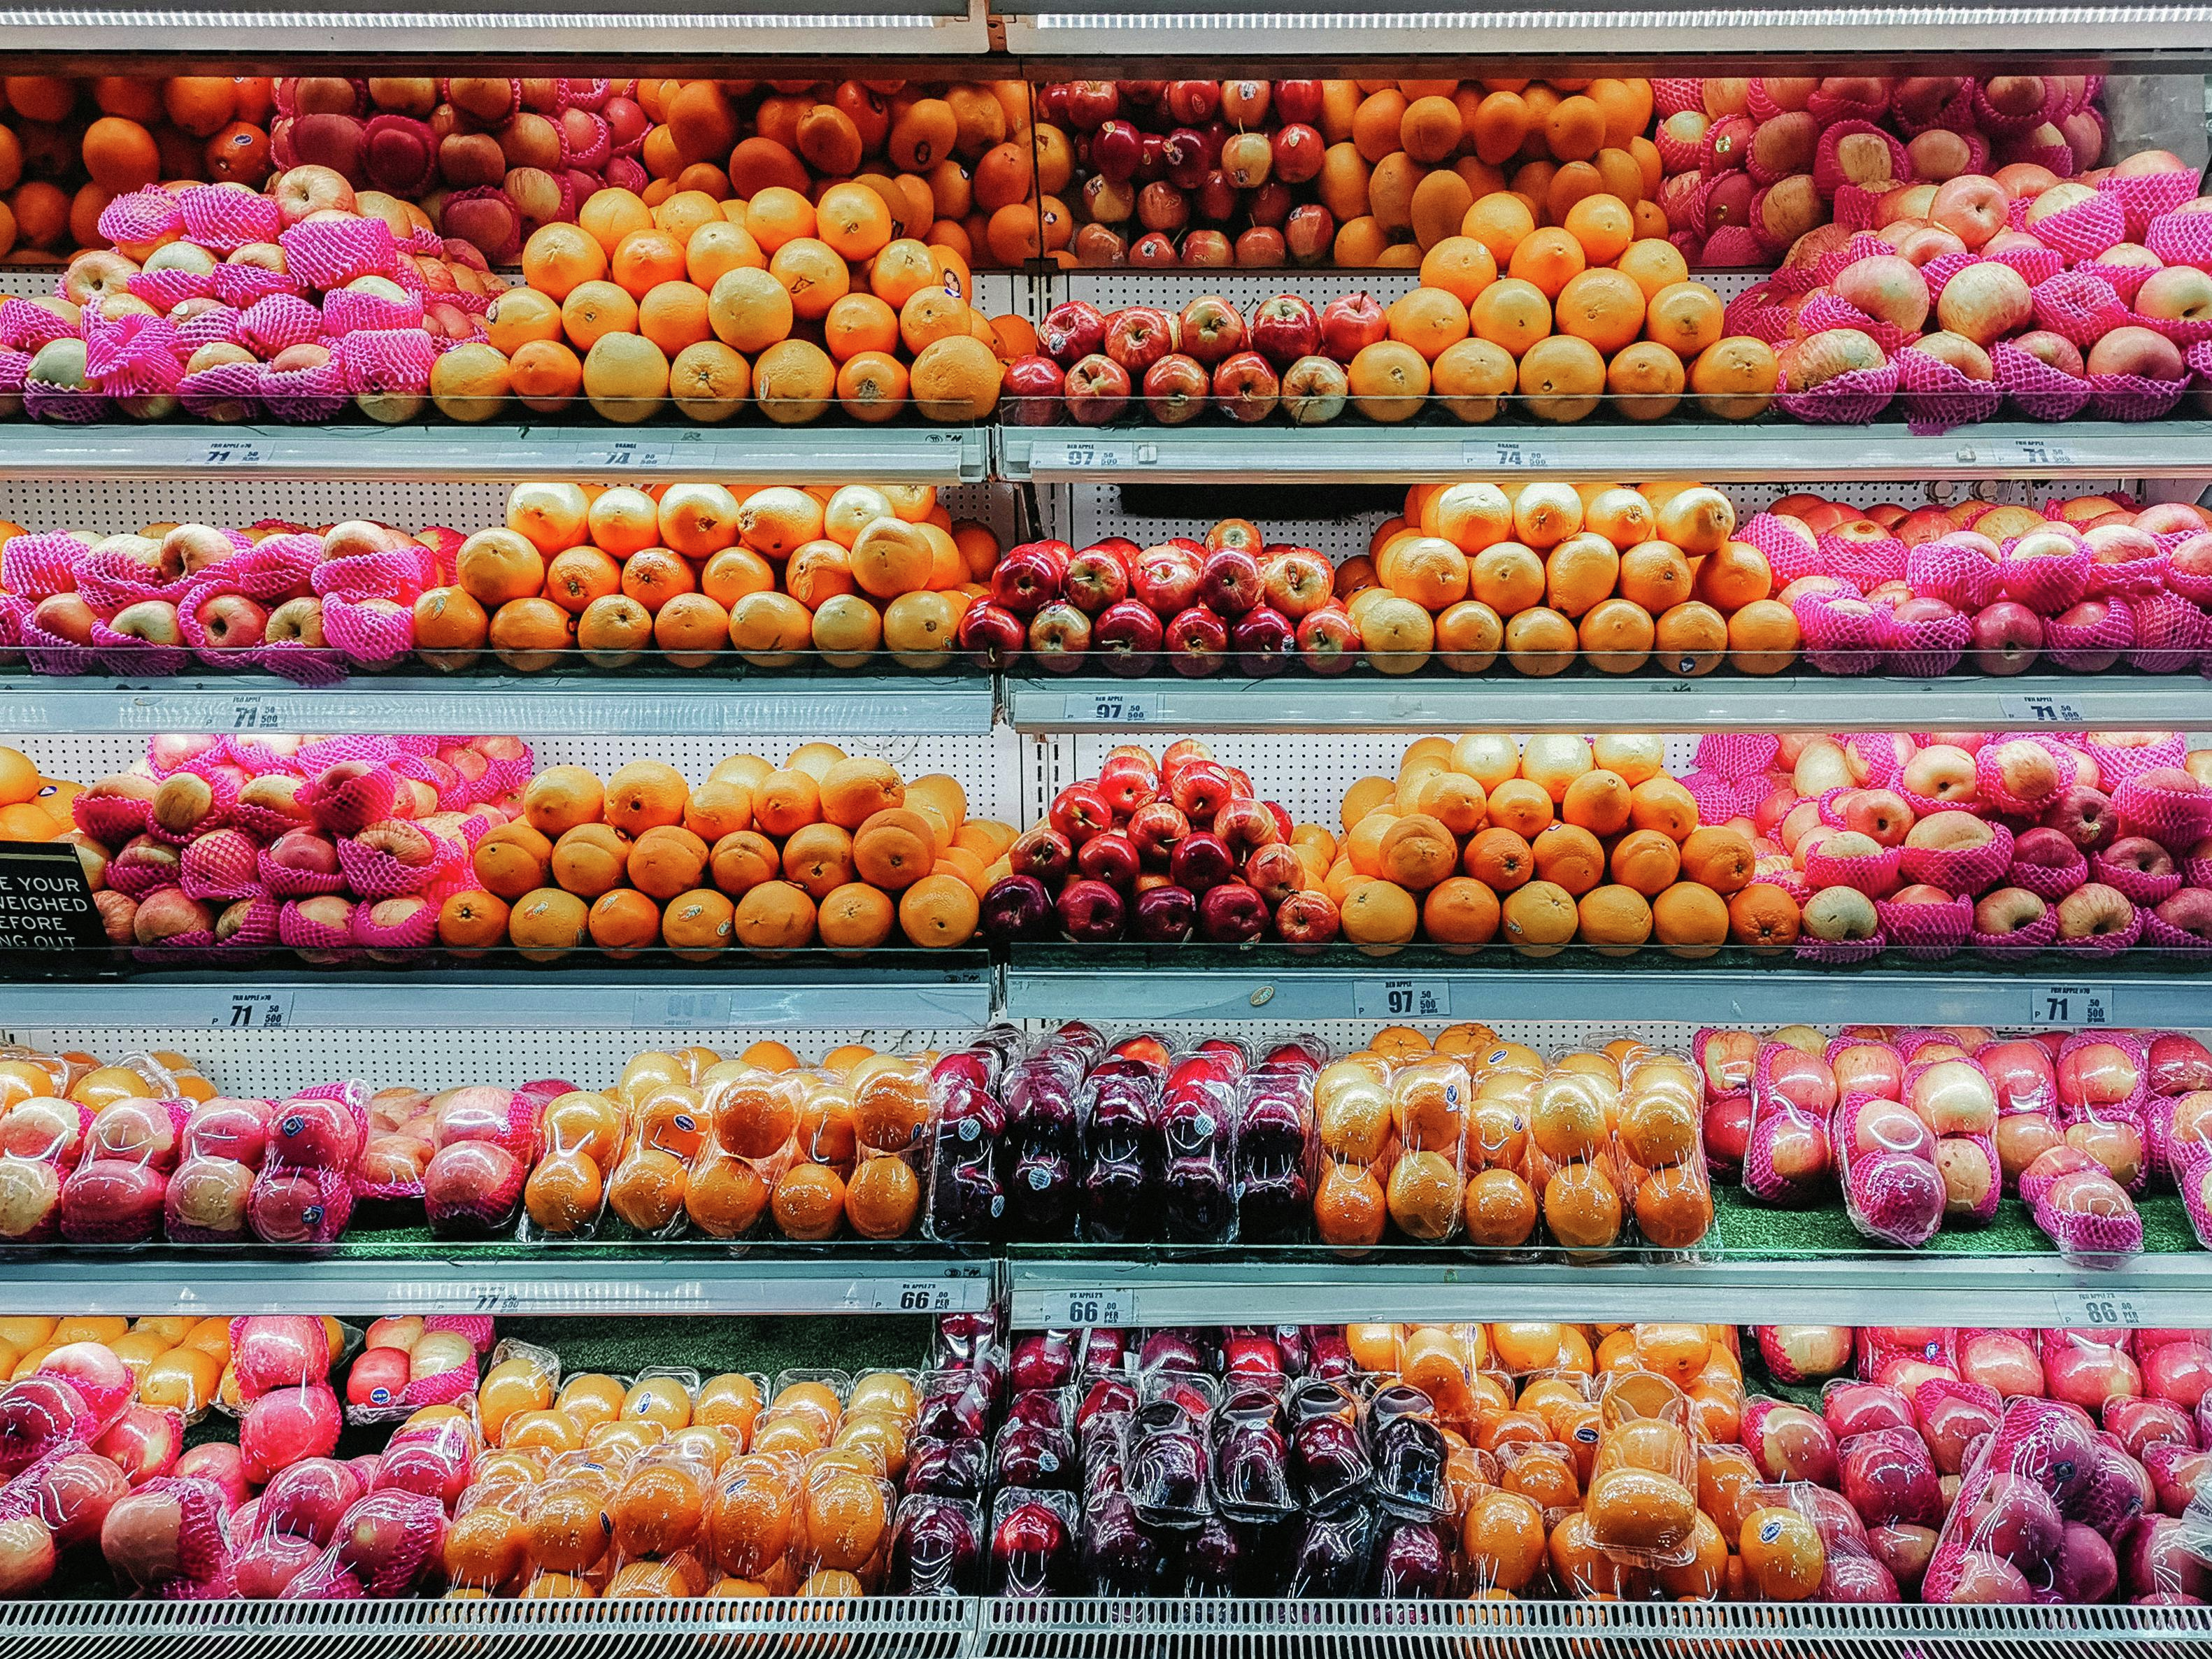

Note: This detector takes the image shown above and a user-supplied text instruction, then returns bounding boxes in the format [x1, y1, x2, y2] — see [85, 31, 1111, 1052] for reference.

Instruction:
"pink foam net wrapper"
[73, 788, 150, 844]
[1876, 893, 1974, 960]
[1905, 539, 2003, 611]
[2088, 371, 2190, 422]
[334, 834, 440, 899]
[1991, 341, 2092, 423]
[2043, 594, 2135, 672]
[349, 896, 439, 952]
[97, 187, 184, 247]
[257, 846, 348, 898]
[1834, 1128, 1945, 1246]
[0, 298, 77, 353]
[1818, 529, 1908, 592]
[1795, 593, 1890, 674]
[211, 262, 303, 309]
[1797, 290, 1918, 355]
[2030, 270, 2129, 348]
[301, 735, 398, 771]
[1899, 821, 2014, 895]
[2083, 546, 2170, 598]
[1775, 359, 1899, 425]
[1794, 927, 1888, 965]
[180, 828, 263, 902]
[334, 329, 434, 396]
[1981, 241, 2064, 287]
[24, 380, 113, 424]
[1812, 122, 1906, 196]
[2126, 591, 2209, 674]
[320, 286, 423, 334]
[236, 292, 323, 358]
[322, 594, 415, 669]
[2146, 208, 2212, 271]
[127, 268, 213, 312]
[313, 548, 431, 604]
[146, 771, 239, 848]
[194, 535, 322, 602]
[2085, 730, 2187, 785]
[241, 628, 349, 688]
[249, 1162, 356, 1244]
[2141, 909, 2212, 959]
[2090, 849, 2183, 906]
[2115, 770, 2212, 850]
[1692, 732, 1781, 783]
[258, 360, 350, 423]
[2099, 169, 2198, 238]
[179, 185, 281, 250]
[1806, 842, 1904, 898]
[278, 897, 355, 954]
[1997, 534, 2090, 613]
[344, 1357, 476, 1427]
[178, 359, 264, 422]
[1742, 512, 1823, 587]
[1741, 1047, 1836, 1206]
[279, 218, 397, 290]
[1974, 746, 2065, 818]
[1, 530, 85, 599]
[284, 1489, 444, 1599]
[2033, 1172, 2143, 1269]
[19, 604, 97, 675]
[1882, 595, 1974, 674]
[1680, 769, 1744, 827]
[2027, 192, 2128, 262]
[213, 893, 282, 960]
[2057, 890, 2146, 957]
[1971, 906, 2060, 960]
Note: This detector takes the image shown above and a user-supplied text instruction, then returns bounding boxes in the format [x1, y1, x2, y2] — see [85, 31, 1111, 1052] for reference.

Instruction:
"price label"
[2027, 983, 2115, 1027]
[2054, 1291, 2142, 1327]
[872, 1279, 959, 1313]
[1999, 695, 2087, 726]
[634, 989, 733, 1027]
[2008, 437, 2077, 471]
[214, 991, 294, 1029]
[203, 439, 264, 467]
[1353, 978, 1450, 1020]
[1043, 439, 1157, 471]
[1065, 692, 1157, 725]
[227, 695, 278, 732]
[1468, 439, 1553, 469]
[1048, 1286, 1135, 1327]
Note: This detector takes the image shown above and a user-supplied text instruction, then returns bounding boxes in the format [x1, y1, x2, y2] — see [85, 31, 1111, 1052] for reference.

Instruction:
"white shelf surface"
[0, 674, 996, 738]
[0, 1249, 992, 1319]
[1001, 955, 2211, 1028]
[1006, 1251, 2212, 1328]
[0, 422, 989, 484]
[1001, 1, 2212, 60]
[1008, 673, 2212, 734]
[8, 967, 994, 1031]
[0, 0, 990, 55]
[999, 420, 2212, 484]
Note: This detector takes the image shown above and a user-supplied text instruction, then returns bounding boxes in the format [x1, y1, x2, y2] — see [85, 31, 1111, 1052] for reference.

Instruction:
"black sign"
[0, 841, 107, 965]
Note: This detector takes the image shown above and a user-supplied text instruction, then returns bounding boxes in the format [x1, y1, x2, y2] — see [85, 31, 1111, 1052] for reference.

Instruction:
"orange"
[1347, 341, 1430, 422]
[1385, 286, 1470, 359]
[1553, 267, 1645, 354]
[485, 287, 563, 355]
[752, 339, 836, 425]
[769, 237, 850, 321]
[1651, 882, 1729, 958]
[1654, 599, 1728, 676]
[1644, 280, 1722, 358]
[611, 229, 687, 298]
[1740, 1506, 1824, 1600]
[579, 187, 654, 255]
[637, 281, 712, 355]
[1520, 335, 1606, 422]
[708, 267, 794, 355]
[744, 186, 817, 254]
[1506, 226, 1584, 299]
[1616, 238, 1690, 301]
[823, 292, 898, 362]
[561, 280, 640, 351]
[897, 871, 978, 948]
[1469, 277, 1550, 357]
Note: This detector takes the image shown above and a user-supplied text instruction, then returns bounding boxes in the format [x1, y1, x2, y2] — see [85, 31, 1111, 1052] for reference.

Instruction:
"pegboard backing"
[0, 1026, 981, 1097]
[1048, 269, 1766, 313]
[1062, 730, 1710, 825]
[0, 480, 1013, 543]
[9, 731, 1024, 823]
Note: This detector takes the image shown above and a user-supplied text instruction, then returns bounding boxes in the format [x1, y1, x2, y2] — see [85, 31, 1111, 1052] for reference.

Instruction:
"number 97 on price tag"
[1354, 978, 1449, 1019]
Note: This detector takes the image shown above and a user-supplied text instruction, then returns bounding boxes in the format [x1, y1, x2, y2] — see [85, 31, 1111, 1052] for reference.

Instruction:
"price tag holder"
[1353, 978, 1450, 1020]
[1064, 691, 1158, 725]
[212, 991, 296, 1029]
[1999, 694, 2087, 726]
[203, 439, 265, 467]
[576, 432, 711, 472]
[871, 1279, 962, 1313]
[633, 989, 734, 1027]
[2007, 437, 2077, 471]
[2026, 983, 2114, 1027]
[1467, 439, 1554, 469]
[2053, 1290, 2143, 1327]
[1046, 1286, 1136, 1327]
[1041, 439, 1157, 471]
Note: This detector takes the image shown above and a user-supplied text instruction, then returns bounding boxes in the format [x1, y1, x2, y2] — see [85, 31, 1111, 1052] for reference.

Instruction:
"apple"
[1984, 738, 2064, 811]
[1177, 296, 1246, 366]
[1141, 353, 1209, 425]
[1899, 743, 1980, 806]
[1062, 354, 1132, 425]
[2057, 881, 2137, 940]
[1317, 292, 1385, 363]
[2088, 325, 2187, 380]
[1103, 306, 1176, 375]
[1056, 878, 1125, 941]
[1091, 599, 1164, 674]
[265, 596, 325, 647]
[1212, 351, 1279, 422]
[2043, 783, 2116, 850]
[1249, 294, 1320, 369]
[1002, 354, 1065, 425]
[1280, 354, 1348, 425]
[1165, 606, 1229, 675]
[1132, 543, 1203, 616]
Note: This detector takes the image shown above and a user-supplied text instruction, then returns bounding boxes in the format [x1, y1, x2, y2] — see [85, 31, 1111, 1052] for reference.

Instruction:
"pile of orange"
[441, 184, 1017, 425]
[0, 75, 274, 255]
[454, 1350, 913, 1597]
[0, 743, 80, 843]
[0, 1313, 234, 1417]
[440, 743, 1009, 961]
[418, 480, 997, 674]
[1346, 192, 1775, 425]
[1345, 1320, 1827, 1602]
[632, 78, 1039, 270]
[1346, 480, 1801, 676]
[1309, 1025, 1711, 1254]
[1316, 731, 1800, 956]
[520, 1041, 930, 1244]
